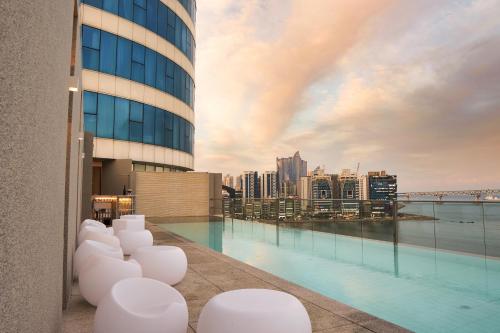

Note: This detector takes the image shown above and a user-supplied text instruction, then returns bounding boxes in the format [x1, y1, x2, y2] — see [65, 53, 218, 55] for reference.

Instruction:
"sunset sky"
[193, 0, 500, 191]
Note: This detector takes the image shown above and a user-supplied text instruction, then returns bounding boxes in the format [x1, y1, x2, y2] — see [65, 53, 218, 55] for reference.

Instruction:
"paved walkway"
[63, 222, 411, 333]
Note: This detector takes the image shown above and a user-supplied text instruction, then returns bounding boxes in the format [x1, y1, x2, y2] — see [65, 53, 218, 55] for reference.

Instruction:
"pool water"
[160, 220, 500, 333]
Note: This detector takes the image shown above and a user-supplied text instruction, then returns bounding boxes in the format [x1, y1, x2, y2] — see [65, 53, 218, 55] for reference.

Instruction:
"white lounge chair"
[131, 246, 187, 285]
[73, 240, 123, 278]
[94, 277, 188, 333]
[120, 214, 145, 223]
[79, 228, 120, 248]
[197, 289, 312, 333]
[81, 219, 107, 230]
[117, 230, 153, 255]
[112, 218, 145, 234]
[79, 255, 142, 306]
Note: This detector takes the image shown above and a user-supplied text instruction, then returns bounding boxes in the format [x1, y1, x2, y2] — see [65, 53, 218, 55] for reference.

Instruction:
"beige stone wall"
[132, 172, 221, 217]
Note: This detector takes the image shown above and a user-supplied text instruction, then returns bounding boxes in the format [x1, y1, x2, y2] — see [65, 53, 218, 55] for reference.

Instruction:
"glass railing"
[209, 198, 500, 258]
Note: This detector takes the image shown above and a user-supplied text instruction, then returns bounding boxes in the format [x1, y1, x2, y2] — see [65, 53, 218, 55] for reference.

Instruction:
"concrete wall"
[81, 132, 94, 220]
[132, 172, 222, 217]
[0, 1, 79, 332]
[101, 159, 132, 195]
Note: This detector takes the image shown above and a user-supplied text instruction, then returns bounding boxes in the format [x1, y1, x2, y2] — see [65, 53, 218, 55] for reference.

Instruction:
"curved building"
[80, 0, 196, 193]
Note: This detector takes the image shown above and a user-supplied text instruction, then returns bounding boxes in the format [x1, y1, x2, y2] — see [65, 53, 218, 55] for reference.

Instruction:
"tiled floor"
[62, 222, 411, 333]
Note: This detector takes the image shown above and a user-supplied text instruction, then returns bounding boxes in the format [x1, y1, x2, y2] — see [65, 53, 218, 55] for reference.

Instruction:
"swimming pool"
[160, 219, 500, 333]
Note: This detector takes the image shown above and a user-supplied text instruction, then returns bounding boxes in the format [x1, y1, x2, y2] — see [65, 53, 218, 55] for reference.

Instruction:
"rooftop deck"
[63, 222, 411, 333]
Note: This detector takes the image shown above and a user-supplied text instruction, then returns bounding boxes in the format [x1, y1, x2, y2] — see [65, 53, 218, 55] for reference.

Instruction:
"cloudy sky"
[193, 0, 500, 192]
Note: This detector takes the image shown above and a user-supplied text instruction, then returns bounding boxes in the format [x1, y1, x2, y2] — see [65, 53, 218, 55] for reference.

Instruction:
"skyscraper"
[223, 174, 234, 188]
[358, 175, 369, 200]
[368, 171, 397, 201]
[261, 171, 278, 198]
[80, 0, 196, 194]
[242, 171, 260, 199]
[339, 169, 359, 199]
[276, 151, 307, 197]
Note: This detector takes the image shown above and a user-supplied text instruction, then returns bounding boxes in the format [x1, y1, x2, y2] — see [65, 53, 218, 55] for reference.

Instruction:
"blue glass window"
[143, 105, 155, 144]
[145, 49, 156, 87]
[133, 1, 146, 26]
[84, 0, 102, 9]
[130, 101, 143, 122]
[83, 91, 98, 114]
[146, 0, 158, 32]
[114, 97, 130, 140]
[130, 122, 143, 142]
[102, 0, 118, 14]
[131, 43, 145, 83]
[84, 114, 97, 135]
[119, 0, 133, 20]
[82, 26, 100, 49]
[154, 108, 165, 146]
[157, 5, 168, 39]
[156, 55, 166, 91]
[173, 116, 180, 149]
[116, 37, 131, 79]
[97, 94, 115, 138]
[165, 113, 173, 148]
[100, 31, 117, 75]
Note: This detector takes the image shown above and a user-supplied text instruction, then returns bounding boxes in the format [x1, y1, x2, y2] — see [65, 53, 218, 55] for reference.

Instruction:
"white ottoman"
[197, 289, 312, 333]
[131, 246, 187, 285]
[94, 277, 188, 333]
[120, 214, 145, 223]
[73, 240, 124, 278]
[81, 219, 106, 230]
[118, 230, 153, 255]
[112, 218, 145, 234]
[78, 225, 105, 245]
[79, 228, 120, 248]
[79, 255, 142, 306]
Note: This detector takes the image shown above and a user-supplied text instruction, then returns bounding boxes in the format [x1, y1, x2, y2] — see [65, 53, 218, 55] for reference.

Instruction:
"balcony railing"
[210, 198, 500, 258]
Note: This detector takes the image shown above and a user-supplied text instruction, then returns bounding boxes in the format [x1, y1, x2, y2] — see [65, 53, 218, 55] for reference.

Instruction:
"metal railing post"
[392, 199, 399, 245]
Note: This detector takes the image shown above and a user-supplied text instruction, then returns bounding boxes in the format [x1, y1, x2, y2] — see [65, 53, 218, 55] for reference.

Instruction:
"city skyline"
[193, 0, 500, 192]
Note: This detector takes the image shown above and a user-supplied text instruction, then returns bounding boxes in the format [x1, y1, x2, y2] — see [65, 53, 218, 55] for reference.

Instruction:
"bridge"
[398, 189, 500, 200]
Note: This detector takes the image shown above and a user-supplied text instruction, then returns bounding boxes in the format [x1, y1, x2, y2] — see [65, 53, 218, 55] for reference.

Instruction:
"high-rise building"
[358, 175, 369, 200]
[242, 171, 260, 199]
[80, 0, 196, 194]
[339, 169, 359, 199]
[276, 151, 307, 197]
[235, 175, 242, 191]
[312, 175, 333, 213]
[223, 174, 234, 188]
[261, 171, 278, 198]
[368, 171, 397, 201]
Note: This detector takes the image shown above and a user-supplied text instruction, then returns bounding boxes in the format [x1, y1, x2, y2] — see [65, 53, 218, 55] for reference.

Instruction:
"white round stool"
[131, 246, 187, 285]
[81, 219, 107, 230]
[112, 218, 145, 234]
[197, 289, 312, 333]
[73, 240, 123, 278]
[94, 277, 188, 333]
[79, 255, 142, 306]
[117, 230, 153, 255]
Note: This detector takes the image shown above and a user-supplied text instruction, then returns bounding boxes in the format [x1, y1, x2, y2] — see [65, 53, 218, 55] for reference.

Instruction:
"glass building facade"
[81, 0, 196, 171]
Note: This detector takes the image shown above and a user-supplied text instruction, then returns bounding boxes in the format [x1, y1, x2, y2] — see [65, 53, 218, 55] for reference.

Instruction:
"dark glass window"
[179, 118, 186, 151]
[83, 91, 98, 114]
[84, 114, 97, 135]
[116, 37, 131, 79]
[131, 43, 145, 83]
[130, 101, 143, 122]
[84, 0, 102, 9]
[102, 0, 118, 14]
[82, 26, 100, 49]
[165, 112, 173, 148]
[132, 42, 145, 63]
[119, 0, 133, 20]
[157, 5, 168, 39]
[146, 0, 158, 32]
[143, 105, 155, 144]
[156, 55, 166, 91]
[97, 94, 115, 138]
[134, 0, 146, 8]
[145, 49, 156, 87]
[114, 97, 130, 140]
[100, 31, 117, 75]
[133, 5, 146, 26]
[154, 108, 165, 146]
[173, 116, 180, 149]
[129, 122, 143, 142]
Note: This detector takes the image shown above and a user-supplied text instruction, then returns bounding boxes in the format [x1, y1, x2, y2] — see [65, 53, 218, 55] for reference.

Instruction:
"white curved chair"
[79, 229, 120, 248]
[112, 218, 145, 235]
[73, 240, 124, 278]
[81, 219, 107, 230]
[106, 227, 114, 236]
[94, 277, 188, 333]
[131, 246, 187, 285]
[78, 225, 111, 245]
[79, 255, 142, 306]
[197, 289, 312, 333]
[118, 230, 153, 255]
